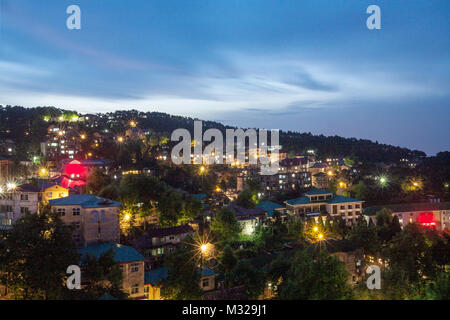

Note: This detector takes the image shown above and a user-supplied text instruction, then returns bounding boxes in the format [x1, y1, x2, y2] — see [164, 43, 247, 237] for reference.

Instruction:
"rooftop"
[285, 191, 362, 206]
[364, 202, 450, 216]
[77, 243, 145, 264]
[305, 189, 332, 196]
[132, 225, 194, 249]
[145, 267, 169, 286]
[49, 194, 121, 208]
[256, 200, 285, 218]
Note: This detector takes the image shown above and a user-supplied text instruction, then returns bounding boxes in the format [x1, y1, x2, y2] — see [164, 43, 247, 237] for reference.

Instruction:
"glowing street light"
[6, 182, 17, 191]
[80, 134, 86, 140]
[123, 214, 131, 221]
[117, 136, 124, 143]
[318, 233, 324, 240]
[313, 226, 318, 232]
[129, 120, 137, 128]
[199, 166, 205, 174]
[327, 170, 333, 176]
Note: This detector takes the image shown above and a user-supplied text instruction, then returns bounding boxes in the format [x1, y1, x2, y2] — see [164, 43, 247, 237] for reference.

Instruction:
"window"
[20, 194, 29, 201]
[131, 285, 139, 294]
[119, 265, 124, 272]
[71, 222, 80, 229]
[47, 192, 53, 197]
[202, 279, 210, 288]
[347, 212, 353, 216]
[56, 208, 65, 216]
[20, 207, 29, 214]
[340, 205, 345, 210]
[355, 204, 360, 209]
[73, 208, 80, 216]
[348, 205, 353, 209]
[169, 236, 175, 240]
[73, 235, 80, 242]
[130, 263, 139, 273]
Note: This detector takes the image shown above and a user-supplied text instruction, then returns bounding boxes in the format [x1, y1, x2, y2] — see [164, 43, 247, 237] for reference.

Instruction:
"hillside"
[0, 105, 427, 162]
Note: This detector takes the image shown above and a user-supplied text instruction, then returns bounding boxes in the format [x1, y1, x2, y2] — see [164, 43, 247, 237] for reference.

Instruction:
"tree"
[161, 246, 203, 300]
[227, 259, 265, 299]
[349, 215, 379, 256]
[425, 270, 449, 300]
[382, 223, 439, 298]
[351, 180, 368, 201]
[219, 245, 237, 273]
[278, 249, 353, 300]
[0, 211, 79, 299]
[86, 168, 112, 195]
[235, 188, 257, 209]
[210, 208, 242, 242]
[65, 249, 127, 300]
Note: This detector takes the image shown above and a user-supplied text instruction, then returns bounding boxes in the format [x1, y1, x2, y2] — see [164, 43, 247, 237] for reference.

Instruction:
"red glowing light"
[64, 160, 86, 176]
[417, 212, 436, 227]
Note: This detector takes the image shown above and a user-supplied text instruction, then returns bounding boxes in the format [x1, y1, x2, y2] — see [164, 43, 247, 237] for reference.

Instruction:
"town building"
[77, 243, 145, 299]
[256, 157, 312, 197]
[132, 225, 195, 269]
[364, 201, 450, 231]
[49, 194, 121, 247]
[39, 183, 70, 203]
[226, 204, 266, 236]
[256, 200, 286, 221]
[143, 266, 217, 300]
[312, 172, 329, 189]
[0, 183, 39, 229]
[285, 189, 364, 225]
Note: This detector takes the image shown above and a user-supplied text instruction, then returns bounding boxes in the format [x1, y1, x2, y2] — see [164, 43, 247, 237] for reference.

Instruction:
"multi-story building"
[256, 157, 312, 197]
[0, 183, 39, 229]
[39, 183, 70, 203]
[77, 243, 145, 299]
[143, 266, 217, 300]
[364, 201, 450, 231]
[285, 189, 364, 225]
[132, 225, 195, 269]
[49, 194, 121, 247]
[226, 204, 266, 236]
[312, 172, 329, 189]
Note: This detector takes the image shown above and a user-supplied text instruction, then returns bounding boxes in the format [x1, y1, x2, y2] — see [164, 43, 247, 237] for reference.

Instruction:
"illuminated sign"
[417, 212, 436, 227]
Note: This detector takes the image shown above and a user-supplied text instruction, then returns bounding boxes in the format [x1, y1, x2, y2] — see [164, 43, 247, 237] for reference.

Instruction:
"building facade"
[0, 183, 39, 228]
[285, 189, 364, 225]
[49, 194, 121, 247]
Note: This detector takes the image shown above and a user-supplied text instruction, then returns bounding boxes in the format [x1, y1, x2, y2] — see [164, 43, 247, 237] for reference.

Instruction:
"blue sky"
[0, 0, 449, 155]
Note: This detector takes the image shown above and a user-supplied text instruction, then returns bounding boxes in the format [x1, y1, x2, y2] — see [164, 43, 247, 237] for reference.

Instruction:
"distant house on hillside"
[226, 204, 266, 236]
[132, 225, 194, 269]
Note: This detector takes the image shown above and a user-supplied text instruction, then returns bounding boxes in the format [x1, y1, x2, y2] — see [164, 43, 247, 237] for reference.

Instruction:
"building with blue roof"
[49, 194, 121, 247]
[285, 189, 364, 225]
[78, 243, 145, 300]
[256, 200, 286, 219]
[143, 266, 217, 299]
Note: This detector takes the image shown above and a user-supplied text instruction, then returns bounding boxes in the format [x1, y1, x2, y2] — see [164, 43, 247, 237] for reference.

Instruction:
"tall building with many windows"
[49, 194, 120, 247]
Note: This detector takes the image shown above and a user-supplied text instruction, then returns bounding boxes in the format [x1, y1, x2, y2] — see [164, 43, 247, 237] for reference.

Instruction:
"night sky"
[0, 0, 449, 154]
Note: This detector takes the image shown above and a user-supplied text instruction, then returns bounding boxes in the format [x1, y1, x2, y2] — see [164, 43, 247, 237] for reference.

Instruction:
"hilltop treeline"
[0, 105, 428, 163]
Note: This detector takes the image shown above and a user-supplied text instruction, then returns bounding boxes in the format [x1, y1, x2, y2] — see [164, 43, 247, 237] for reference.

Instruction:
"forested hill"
[0, 105, 426, 162]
